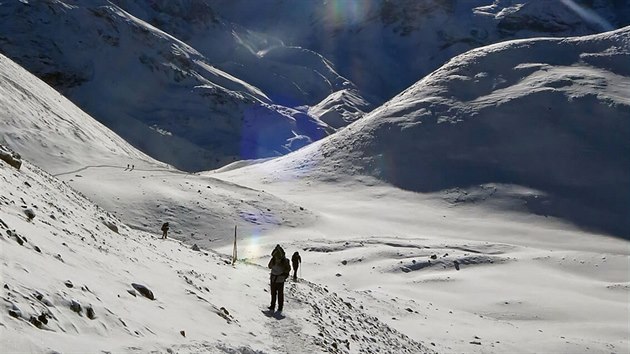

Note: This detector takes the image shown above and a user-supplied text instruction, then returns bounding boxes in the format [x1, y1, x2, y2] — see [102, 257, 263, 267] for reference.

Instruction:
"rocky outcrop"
[0, 145, 22, 170]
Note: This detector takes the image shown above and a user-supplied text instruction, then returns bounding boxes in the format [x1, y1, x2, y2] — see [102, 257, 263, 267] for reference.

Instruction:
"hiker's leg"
[270, 282, 277, 309]
[278, 282, 285, 311]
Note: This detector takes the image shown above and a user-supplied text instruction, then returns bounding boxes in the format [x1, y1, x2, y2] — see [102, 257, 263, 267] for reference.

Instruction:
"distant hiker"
[160, 222, 169, 239]
[268, 244, 291, 312]
[125, 164, 130, 170]
[131, 164, 135, 171]
[291, 251, 301, 281]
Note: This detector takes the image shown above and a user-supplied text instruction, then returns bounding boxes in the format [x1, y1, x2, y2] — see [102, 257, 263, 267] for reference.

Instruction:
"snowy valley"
[1, 1, 630, 354]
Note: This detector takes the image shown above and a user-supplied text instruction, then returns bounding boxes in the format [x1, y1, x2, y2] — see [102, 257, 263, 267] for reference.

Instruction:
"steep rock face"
[0, 0, 337, 171]
[214, 0, 630, 103]
[265, 27, 630, 237]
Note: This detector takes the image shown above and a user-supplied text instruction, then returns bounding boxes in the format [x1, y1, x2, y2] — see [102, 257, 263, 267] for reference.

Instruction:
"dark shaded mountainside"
[0, 0, 351, 171]
[214, 0, 630, 102]
[1, 0, 630, 172]
[263, 26, 630, 238]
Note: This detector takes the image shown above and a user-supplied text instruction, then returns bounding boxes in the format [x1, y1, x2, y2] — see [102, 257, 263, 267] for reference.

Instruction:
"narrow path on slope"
[52, 164, 190, 177]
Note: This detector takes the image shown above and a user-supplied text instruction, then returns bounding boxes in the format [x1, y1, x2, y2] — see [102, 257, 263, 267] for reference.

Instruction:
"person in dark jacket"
[268, 244, 291, 312]
[291, 251, 301, 281]
[160, 222, 169, 239]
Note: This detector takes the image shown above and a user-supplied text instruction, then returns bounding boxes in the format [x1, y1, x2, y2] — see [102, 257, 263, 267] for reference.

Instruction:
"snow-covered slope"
[237, 26, 630, 238]
[0, 149, 433, 353]
[0, 0, 342, 171]
[0, 53, 156, 174]
[309, 89, 373, 129]
[0, 52, 317, 246]
[215, 0, 630, 103]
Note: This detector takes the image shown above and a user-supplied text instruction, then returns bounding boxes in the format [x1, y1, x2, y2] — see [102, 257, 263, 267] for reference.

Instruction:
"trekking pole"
[232, 225, 237, 266]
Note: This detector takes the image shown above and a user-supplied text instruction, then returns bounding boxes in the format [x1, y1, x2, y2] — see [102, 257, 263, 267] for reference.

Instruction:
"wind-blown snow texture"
[253, 26, 630, 238]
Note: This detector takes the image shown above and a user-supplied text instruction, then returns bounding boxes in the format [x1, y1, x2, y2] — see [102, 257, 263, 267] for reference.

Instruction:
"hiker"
[291, 251, 301, 281]
[160, 222, 169, 239]
[268, 244, 291, 312]
[131, 164, 135, 171]
[126, 164, 130, 170]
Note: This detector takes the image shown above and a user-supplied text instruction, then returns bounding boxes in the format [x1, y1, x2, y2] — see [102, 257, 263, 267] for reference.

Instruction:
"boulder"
[131, 283, 155, 300]
[0, 145, 22, 170]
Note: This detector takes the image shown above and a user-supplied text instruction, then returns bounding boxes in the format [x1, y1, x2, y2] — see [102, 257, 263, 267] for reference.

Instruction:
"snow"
[0, 0, 345, 171]
[1, 8, 629, 354]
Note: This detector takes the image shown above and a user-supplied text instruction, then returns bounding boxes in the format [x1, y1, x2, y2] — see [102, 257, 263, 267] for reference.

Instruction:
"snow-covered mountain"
[215, 0, 630, 103]
[3, 1, 629, 171]
[0, 0, 352, 171]
[241, 26, 630, 238]
[0, 51, 318, 247]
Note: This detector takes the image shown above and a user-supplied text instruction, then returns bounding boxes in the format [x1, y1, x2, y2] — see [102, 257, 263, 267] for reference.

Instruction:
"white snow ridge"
[1, 3, 630, 354]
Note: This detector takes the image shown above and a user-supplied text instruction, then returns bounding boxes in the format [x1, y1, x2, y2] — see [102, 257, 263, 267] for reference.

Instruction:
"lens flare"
[559, 0, 614, 31]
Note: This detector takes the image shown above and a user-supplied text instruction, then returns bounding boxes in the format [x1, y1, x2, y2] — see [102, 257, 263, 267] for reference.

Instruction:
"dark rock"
[405, 308, 413, 312]
[24, 208, 36, 221]
[430, 254, 437, 260]
[454, 260, 460, 271]
[103, 220, 119, 234]
[335, 273, 342, 277]
[299, 206, 304, 211]
[0, 146, 22, 169]
[131, 283, 155, 300]
[24, 181, 31, 187]
[191, 244, 200, 251]
[341, 260, 348, 265]
[70, 299, 82, 314]
[180, 330, 186, 337]
[34, 245, 41, 253]
[8, 309, 20, 318]
[64, 280, 74, 288]
[86, 305, 96, 319]
[14, 235, 24, 246]
[470, 341, 482, 345]
[127, 289, 137, 297]
[29, 316, 43, 328]
[38, 313, 48, 325]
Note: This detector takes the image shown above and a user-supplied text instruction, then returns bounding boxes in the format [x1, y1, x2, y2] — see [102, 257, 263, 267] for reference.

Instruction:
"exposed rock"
[430, 254, 437, 260]
[29, 316, 43, 328]
[33, 245, 41, 253]
[64, 280, 74, 288]
[70, 299, 82, 314]
[131, 283, 155, 300]
[180, 330, 186, 337]
[102, 220, 119, 234]
[38, 313, 48, 325]
[191, 244, 200, 251]
[86, 305, 96, 319]
[23, 208, 36, 221]
[127, 289, 137, 297]
[341, 260, 348, 265]
[0, 145, 22, 170]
